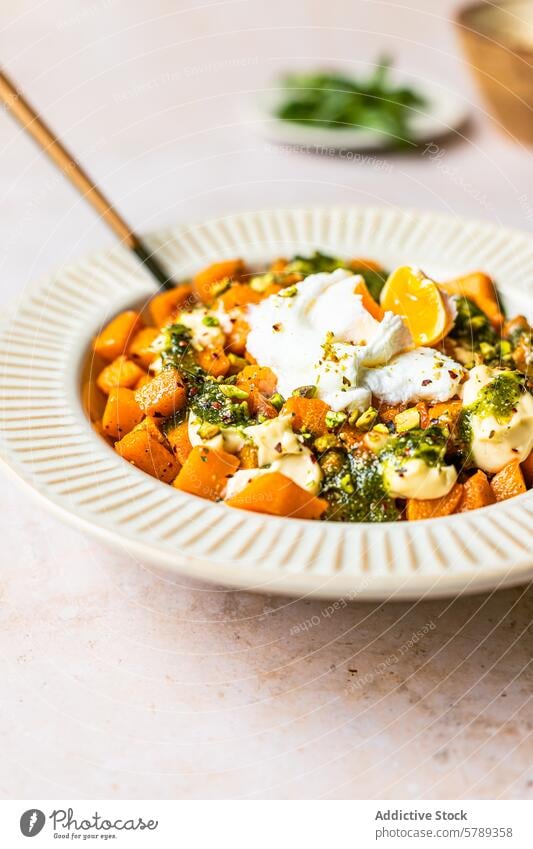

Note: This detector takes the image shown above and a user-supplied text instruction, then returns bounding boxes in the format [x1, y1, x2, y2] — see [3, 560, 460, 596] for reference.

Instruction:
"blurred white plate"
[247, 79, 469, 151]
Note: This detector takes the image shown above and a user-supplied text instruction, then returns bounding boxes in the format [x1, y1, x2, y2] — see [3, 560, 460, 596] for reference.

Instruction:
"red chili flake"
[448, 370, 458, 379]
[274, 442, 282, 453]
[272, 323, 282, 332]
[421, 379, 432, 386]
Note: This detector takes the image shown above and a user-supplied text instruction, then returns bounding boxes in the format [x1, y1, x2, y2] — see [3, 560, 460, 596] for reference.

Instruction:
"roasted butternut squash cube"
[281, 396, 330, 437]
[102, 387, 143, 440]
[165, 419, 193, 465]
[135, 368, 186, 418]
[96, 355, 145, 395]
[173, 445, 239, 501]
[149, 285, 194, 327]
[115, 421, 180, 482]
[128, 326, 160, 369]
[226, 472, 328, 519]
[93, 310, 144, 361]
[459, 470, 495, 512]
[490, 461, 526, 502]
[193, 259, 244, 304]
[406, 483, 464, 520]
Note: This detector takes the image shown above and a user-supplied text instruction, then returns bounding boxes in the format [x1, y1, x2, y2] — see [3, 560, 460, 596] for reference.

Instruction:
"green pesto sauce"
[449, 296, 498, 349]
[459, 371, 525, 454]
[379, 424, 449, 470]
[189, 379, 251, 429]
[468, 371, 523, 423]
[159, 323, 203, 382]
[319, 448, 399, 523]
[285, 252, 388, 301]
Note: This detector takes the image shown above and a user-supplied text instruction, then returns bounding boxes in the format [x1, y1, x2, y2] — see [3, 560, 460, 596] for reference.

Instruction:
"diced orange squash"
[490, 461, 526, 502]
[115, 421, 180, 483]
[226, 316, 250, 355]
[439, 272, 504, 328]
[263, 283, 283, 297]
[239, 444, 259, 469]
[166, 419, 193, 465]
[236, 365, 277, 397]
[128, 327, 160, 369]
[96, 356, 145, 395]
[426, 400, 463, 426]
[459, 470, 496, 512]
[350, 257, 384, 273]
[248, 390, 278, 419]
[406, 483, 464, 520]
[135, 368, 187, 418]
[226, 472, 328, 520]
[93, 310, 144, 362]
[379, 404, 402, 424]
[196, 347, 230, 377]
[521, 451, 533, 488]
[270, 257, 288, 273]
[353, 278, 384, 321]
[193, 259, 244, 304]
[149, 284, 194, 327]
[218, 283, 263, 311]
[135, 373, 152, 390]
[173, 445, 239, 501]
[282, 396, 330, 437]
[102, 387, 144, 440]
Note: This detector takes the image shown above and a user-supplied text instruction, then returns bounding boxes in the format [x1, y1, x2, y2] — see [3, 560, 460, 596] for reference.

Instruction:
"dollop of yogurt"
[246, 269, 463, 411]
[382, 457, 457, 500]
[462, 366, 533, 473]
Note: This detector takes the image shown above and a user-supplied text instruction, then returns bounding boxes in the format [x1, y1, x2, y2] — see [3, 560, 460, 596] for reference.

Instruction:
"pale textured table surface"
[0, 0, 532, 800]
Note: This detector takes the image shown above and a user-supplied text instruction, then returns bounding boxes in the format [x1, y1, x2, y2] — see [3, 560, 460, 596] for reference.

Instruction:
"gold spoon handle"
[0, 68, 172, 288]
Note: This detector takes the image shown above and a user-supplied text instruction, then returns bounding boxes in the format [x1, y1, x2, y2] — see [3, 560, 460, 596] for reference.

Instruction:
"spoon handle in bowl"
[0, 68, 173, 289]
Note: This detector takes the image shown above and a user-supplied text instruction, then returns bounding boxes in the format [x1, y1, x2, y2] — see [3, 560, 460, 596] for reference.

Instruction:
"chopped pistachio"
[249, 272, 274, 293]
[202, 314, 219, 327]
[293, 385, 317, 398]
[355, 406, 378, 431]
[218, 384, 249, 400]
[227, 352, 248, 373]
[394, 407, 421, 433]
[373, 423, 390, 434]
[279, 285, 298, 298]
[479, 341, 496, 359]
[339, 473, 354, 494]
[348, 409, 361, 426]
[210, 277, 232, 297]
[198, 422, 220, 440]
[325, 410, 347, 430]
[314, 433, 340, 452]
[270, 392, 285, 411]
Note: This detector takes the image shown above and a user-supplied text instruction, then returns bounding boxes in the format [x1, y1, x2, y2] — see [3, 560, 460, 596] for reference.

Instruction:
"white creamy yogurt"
[382, 457, 458, 500]
[225, 451, 322, 499]
[246, 269, 412, 412]
[246, 269, 463, 411]
[363, 348, 464, 405]
[461, 366, 533, 473]
[176, 307, 227, 351]
[189, 412, 323, 495]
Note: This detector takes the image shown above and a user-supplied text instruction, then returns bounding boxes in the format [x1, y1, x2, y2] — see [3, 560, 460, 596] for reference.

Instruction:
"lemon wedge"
[380, 265, 454, 346]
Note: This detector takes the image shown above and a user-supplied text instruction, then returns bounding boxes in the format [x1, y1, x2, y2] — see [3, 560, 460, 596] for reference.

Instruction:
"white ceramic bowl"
[0, 207, 531, 600]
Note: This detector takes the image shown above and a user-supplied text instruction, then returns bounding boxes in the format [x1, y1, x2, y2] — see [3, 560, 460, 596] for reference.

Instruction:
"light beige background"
[0, 0, 531, 799]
